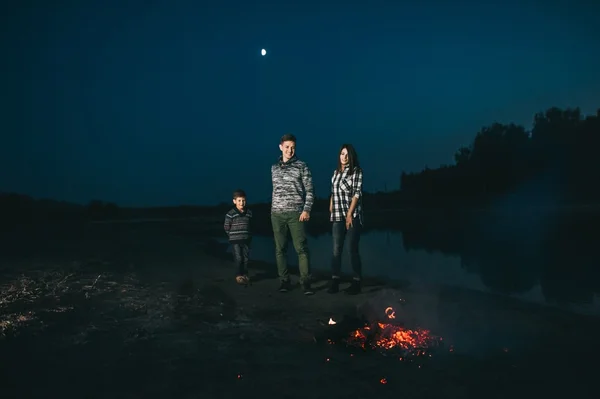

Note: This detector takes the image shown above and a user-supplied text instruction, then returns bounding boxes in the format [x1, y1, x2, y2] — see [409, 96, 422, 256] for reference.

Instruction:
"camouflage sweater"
[271, 156, 314, 214]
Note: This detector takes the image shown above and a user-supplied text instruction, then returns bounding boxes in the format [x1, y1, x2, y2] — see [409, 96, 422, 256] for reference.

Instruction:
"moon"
[261, 49, 267, 56]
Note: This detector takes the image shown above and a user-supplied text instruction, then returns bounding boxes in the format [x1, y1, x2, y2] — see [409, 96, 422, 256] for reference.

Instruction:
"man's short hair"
[280, 133, 296, 144]
[233, 189, 246, 199]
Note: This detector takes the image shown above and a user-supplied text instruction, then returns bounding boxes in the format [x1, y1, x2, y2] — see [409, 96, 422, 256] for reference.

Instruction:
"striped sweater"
[271, 156, 314, 214]
[224, 208, 252, 244]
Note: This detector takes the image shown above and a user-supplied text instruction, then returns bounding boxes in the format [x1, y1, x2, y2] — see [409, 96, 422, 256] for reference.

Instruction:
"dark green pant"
[271, 212, 311, 283]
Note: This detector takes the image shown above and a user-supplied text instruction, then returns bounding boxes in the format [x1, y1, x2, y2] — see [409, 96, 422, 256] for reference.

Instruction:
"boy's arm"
[247, 210, 253, 244]
[302, 164, 315, 213]
[224, 214, 232, 236]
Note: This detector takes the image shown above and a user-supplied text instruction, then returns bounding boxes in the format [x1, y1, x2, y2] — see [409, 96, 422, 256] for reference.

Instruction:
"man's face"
[233, 197, 246, 211]
[279, 140, 296, 162]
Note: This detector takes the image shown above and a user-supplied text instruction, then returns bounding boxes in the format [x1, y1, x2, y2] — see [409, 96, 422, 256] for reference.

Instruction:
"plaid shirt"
[330, 166, 363, 224]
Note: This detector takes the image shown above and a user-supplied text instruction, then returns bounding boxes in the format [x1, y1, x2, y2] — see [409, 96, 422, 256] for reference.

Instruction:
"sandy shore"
[1, 220, 599, 398]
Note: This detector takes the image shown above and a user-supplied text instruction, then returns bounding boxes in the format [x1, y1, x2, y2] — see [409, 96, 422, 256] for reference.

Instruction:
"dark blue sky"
[2, 0, 599, 207]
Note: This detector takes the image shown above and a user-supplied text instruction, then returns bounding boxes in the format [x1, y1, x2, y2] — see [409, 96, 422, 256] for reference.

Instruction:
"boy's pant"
[331, 218, 362, 280]
[271, 212, 311, 283]
[231, 243, 250, 276]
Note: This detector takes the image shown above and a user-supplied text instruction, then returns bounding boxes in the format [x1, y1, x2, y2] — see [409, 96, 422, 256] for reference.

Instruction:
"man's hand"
[345, 213, 353, 230]
[299, 211, 310, 222]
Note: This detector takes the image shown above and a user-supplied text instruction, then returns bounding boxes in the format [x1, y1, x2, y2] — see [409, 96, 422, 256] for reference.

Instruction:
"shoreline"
[207, 234, 600, 319]
[72, 202, 600, 225]
[199, 236, 600, 328]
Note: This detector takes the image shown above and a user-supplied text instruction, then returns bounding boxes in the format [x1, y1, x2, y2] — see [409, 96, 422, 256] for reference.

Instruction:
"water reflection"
[239, 211, 600, 316]
[399, 210, 600, 314]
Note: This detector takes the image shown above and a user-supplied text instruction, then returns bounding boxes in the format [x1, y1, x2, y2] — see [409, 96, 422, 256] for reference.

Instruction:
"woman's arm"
[329, 170, 336, 214]
[345, 169, 363, 228]
[347, 168, 363, 218]
[347, 196, 359, 218]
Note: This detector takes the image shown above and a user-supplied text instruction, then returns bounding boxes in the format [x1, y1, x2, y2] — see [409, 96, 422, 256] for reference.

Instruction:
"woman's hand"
[345, 213, 353, 230]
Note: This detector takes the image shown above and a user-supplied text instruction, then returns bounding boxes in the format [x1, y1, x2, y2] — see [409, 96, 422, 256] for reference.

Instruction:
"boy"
[224, 189, 253, 285]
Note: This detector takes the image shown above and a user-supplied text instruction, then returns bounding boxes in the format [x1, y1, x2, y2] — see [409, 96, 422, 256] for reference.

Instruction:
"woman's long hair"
[337, 143, 360, 175]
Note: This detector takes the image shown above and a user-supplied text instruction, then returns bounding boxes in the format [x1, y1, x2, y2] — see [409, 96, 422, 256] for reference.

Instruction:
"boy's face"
[233, 196, 246, 211]
[279, 140, 296, 162]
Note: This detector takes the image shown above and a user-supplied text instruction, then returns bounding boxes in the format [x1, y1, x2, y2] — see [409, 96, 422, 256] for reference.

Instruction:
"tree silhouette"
[454, 146, 471, 166]
[400, 106, 600, 207]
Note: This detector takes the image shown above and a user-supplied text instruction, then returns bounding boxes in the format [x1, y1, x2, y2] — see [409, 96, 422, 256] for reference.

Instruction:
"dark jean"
[231, 243, 250, 276]
[331, 218, 362, 280]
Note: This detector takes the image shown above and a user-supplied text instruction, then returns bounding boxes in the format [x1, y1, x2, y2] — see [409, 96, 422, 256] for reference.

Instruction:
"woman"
[328, 143, 363, 295]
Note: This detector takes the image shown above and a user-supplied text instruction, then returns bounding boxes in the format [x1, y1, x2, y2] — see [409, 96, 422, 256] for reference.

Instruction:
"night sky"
[2, 0, 599, 207]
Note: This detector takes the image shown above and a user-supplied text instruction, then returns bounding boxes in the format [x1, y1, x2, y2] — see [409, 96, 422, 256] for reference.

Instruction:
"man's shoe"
[278, 280, 292, 292]
[344, 280, 361, 295]
[327, 279, 340, 294]
[302, 281, 315, 295]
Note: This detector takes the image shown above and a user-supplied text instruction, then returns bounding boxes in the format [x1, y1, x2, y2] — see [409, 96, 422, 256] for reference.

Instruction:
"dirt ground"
[1, 220, 599, 398]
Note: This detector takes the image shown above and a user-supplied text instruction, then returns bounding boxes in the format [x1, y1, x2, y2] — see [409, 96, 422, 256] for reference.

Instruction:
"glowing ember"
[385, 307, 395, 319]
[380, 378, 388, 384]
[344, 307, 440, 356]
[328, 318, 336, 325]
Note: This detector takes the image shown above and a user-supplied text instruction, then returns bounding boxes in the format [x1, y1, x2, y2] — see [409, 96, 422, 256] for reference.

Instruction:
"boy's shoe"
[302, 281, 315, 296]
[326, 279, 340, 294]
[236, 275, 249, 285]
[344, 280, 361, 295]
[278, 280, 292, 292]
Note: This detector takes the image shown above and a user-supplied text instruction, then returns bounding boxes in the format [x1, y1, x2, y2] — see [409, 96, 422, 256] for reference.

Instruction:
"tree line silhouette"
[2, 106, 599, 223]
[399, 106, 600, 207]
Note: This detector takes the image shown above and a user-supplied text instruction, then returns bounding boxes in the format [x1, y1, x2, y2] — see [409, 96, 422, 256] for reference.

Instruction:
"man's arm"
[302, 164, 314, 213]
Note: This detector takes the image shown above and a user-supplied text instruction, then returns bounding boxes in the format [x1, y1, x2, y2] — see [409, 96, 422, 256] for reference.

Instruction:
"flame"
[385, 307, 395, 319]
[328, 318, 336, 325]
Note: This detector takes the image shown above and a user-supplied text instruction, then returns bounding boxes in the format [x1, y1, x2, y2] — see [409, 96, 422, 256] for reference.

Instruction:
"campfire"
[320, 306, 442, 358]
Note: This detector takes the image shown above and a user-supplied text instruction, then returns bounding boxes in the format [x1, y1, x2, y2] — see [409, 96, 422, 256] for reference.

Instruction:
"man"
[271, 133, 315, 295]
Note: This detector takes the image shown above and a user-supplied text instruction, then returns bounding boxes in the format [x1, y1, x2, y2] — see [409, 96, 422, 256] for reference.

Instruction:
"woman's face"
[340, 148, 349, 166]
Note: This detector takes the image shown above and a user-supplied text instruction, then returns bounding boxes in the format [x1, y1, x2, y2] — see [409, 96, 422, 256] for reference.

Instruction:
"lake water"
[222, 228, 600, 317]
